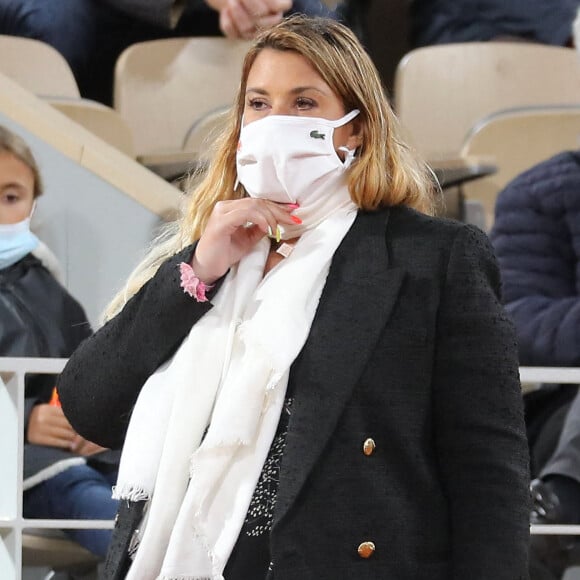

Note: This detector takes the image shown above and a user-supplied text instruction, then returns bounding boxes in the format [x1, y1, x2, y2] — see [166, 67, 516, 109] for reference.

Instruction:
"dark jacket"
[59, 206, 530, 580]
[490, 151, 580, 477]
[411, 0, 579, 47]
[0, 253, 95, 483]
[490, 150, 580, 367]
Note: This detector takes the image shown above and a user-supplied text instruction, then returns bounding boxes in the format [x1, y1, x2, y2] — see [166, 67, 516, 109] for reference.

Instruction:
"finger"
[262, 200, 302, 224]
[269, 0, 292, 11]
[42, 435, 76, 449]
[225, 0, 256, 38]
[219, 206, 275, 236]
[28, 427, 75, 449]
[78, 441, 107, 457]
[39, 404, 70, 423]
[215, 197, 298, 216]
[220, 7, 241, 38]
[244, 205, 299, 237]
[220, 201, 292, 236]
[237, 0, 269, 17]
[42, 409, 75, 430]
[30, 405, 75, 435]
[43, 411, 76, 433]
[70, 434, 85, 453]
[46, 424, 77, 443]
[215, 199, 298, 234]
[240, 0, 290, 14]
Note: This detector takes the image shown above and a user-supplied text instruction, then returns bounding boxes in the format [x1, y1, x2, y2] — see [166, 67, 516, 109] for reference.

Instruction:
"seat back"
[48, 98, 136, 158]
[182, 106, 230, 153]
[114, 37, 250, 158]
[0, 35, 80, 97]
[22, 530, 99, 573]
[394, 42, 580, 159]
[461, 106, 580, 230]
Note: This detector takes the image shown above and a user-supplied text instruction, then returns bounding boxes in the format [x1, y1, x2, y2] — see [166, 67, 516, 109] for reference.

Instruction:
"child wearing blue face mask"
[0, 125, 119, 558]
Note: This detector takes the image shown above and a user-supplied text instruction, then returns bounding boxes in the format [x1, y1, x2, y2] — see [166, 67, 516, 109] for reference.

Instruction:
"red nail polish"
[291, 215, 302, 224]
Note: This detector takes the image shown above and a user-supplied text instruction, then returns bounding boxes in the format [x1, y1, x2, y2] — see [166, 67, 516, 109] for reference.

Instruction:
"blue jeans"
[23, 464, 119, 558]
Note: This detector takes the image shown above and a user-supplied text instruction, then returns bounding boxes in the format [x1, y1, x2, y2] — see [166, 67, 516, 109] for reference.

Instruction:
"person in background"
[0, 125, 118, 558]
[58, 15, 529, 580]
[490, 150, 580, 579]
[0, 0, 336, 105]
[410, 0, 580, 47]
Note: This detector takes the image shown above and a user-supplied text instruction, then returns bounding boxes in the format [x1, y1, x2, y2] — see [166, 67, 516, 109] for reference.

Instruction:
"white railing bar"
[0, 357, 67, 374]
[520, 367, 580, 384]
[1, 360, 578, 384]
[531, 525, 580, 535]
[22, 519, 114, 530]
[2, 360, 580, 539]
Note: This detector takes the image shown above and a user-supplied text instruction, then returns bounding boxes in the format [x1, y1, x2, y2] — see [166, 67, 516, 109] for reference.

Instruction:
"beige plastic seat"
[182, 106, 230, 153]
[460, 105, 580, 230]
[47, 97, 136, 158]
[0, 35, 79, 97]
[22, 530, 99, 572]
[114, 37, 251, 175]
[394, 42, 580, 160]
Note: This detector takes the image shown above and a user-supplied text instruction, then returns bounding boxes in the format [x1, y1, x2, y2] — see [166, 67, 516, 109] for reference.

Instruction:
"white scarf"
[113, 184, 357, 580]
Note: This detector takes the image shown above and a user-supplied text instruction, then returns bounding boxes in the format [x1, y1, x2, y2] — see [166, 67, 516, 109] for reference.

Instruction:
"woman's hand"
[192, 198, 298, 283]
[27, 404, 108, 455]
[27, 403, 77, 449]
[206, 0, 291, 39]
[70, 435, 108, 457]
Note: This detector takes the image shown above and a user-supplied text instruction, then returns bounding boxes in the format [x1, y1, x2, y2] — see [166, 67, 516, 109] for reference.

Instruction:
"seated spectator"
[490, 150, 580, 579]
[0, 0, 336, 105]
[411, 0, 580, 47]
[0, 125, 119, 558]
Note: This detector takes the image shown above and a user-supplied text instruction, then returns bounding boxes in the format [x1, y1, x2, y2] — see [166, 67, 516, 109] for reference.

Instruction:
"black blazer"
[58, 206, 530, 580]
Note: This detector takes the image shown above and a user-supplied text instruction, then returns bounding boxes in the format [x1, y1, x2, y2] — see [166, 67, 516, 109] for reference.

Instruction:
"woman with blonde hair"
[58, 15, 530, 580]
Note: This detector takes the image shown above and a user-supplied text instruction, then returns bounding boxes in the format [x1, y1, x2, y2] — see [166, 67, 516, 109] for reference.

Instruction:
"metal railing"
[0, 357, 113, 580]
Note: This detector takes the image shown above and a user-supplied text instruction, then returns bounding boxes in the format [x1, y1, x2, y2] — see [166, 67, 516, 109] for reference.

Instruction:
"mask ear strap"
[330, 109, 360, 128]
[334, 110, 361, 168]
[338, 146, 357, 168]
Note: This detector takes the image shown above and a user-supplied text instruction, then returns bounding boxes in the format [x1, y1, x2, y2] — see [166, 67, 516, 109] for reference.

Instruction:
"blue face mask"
[0, 216, 39, 270]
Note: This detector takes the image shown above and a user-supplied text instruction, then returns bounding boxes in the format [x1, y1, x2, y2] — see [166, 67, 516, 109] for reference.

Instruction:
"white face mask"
[236, 109, 360, 206]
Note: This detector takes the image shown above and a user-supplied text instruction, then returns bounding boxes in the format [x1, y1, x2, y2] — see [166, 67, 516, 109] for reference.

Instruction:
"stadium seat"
[394, 42, 580, 160]
[0, 35, 79, 98]
[114, 37, 251, 177]
[47, 98, 136, 158]
[461, 105, 580, 230]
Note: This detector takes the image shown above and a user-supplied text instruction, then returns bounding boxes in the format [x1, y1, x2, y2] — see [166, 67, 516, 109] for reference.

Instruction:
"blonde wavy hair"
[105, 15, 435, 320]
